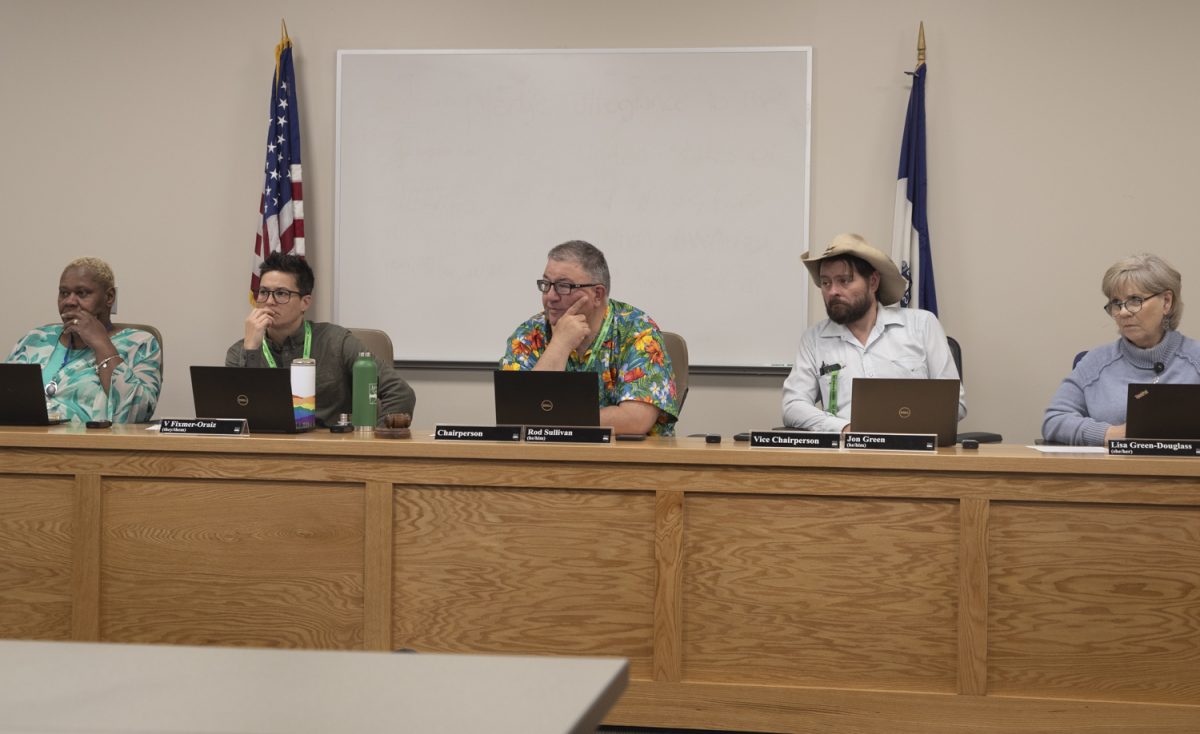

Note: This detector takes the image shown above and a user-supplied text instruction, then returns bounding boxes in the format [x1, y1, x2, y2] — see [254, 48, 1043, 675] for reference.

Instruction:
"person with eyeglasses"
[225, 252, 415, 426]
[1042, 253, 1200, 445]
[6, 257, 162, 423]
[781, 233, 965, 433]
[499, 240, 679, 436]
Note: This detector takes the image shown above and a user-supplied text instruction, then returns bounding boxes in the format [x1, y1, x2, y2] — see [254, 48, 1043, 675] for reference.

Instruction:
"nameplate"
[159, 418, 249, 436]
[844, 432, 937, 452]
[1107, 439, 1200, 457]
[523, 426, 613, 444]
[749, 431, 840, 449]
[434, 424, 522, 442]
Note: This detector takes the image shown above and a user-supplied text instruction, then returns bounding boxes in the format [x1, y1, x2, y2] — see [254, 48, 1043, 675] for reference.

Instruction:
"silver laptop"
[1126, 383, 1200, 439]
[493, 370, 600, 427]
[851, 378, 960, 447]
[190, 366, 314, 433]
[0, 363, 63, 425]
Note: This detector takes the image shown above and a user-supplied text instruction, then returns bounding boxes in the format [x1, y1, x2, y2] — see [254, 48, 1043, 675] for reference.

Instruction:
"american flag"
[250, 29, 304, 300]
[890, 62, 937, 315]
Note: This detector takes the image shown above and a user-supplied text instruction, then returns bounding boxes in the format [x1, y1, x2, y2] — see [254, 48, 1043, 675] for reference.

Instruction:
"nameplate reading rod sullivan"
[523, 426, 613, 444]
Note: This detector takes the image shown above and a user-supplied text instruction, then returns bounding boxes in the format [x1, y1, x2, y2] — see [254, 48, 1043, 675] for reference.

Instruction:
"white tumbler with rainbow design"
[290, 358, 317, 430]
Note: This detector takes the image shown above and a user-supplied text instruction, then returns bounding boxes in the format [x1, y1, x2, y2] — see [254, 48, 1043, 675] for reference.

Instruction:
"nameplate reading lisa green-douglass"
[1108, 438, 1200, 457]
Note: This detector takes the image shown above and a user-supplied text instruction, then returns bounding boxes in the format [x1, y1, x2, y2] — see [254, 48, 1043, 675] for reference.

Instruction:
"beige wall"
[2, 0, 1197, 442]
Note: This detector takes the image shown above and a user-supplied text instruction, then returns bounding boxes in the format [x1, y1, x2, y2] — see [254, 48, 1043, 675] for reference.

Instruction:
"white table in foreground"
[0, 640, 628, 734]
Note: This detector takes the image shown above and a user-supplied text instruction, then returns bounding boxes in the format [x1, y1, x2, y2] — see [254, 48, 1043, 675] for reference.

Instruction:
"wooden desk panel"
[0, 475, 73, 640]
[683, 495, 959, 690]
[0, 427, 1198, 732]
[99, 479, 365, 648]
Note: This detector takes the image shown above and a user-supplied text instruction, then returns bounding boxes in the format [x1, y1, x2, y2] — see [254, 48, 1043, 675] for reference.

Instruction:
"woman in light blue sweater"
[1042, 253, 1200, 445]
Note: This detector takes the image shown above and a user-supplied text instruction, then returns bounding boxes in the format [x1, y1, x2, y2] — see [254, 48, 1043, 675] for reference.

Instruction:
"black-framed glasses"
[255, 287, 303, 304]
[1104, 291, 1165, 316]
[536, 279, 600, 295]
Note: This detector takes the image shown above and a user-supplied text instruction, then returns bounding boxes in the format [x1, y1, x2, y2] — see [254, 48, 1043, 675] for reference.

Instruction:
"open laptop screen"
[850, 378, 959, 447]
[493, 370, 600, 427]
[1126, 383, 1200, 439]
[190, 366, 313, 434]
[0, 363, 59, 425]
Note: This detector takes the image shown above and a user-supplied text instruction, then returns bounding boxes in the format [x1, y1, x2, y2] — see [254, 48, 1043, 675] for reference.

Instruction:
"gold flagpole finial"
[916, 21, 926, 68]
[280, 18, 290, 44]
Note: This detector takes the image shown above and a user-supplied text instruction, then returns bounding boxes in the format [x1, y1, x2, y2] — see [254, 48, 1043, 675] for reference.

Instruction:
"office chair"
[348, 328, 395, 367]
[948, 336, 1003, 444]
[660, 331, 689, 412]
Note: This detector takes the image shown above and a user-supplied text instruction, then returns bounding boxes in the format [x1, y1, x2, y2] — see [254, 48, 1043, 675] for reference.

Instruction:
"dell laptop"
[190, 366, 315, 433]
[0, 363, 63, 425]
[1126, 383, 1200, 439]
[851, 378, 960, 447]
[493, 370, 600, 427]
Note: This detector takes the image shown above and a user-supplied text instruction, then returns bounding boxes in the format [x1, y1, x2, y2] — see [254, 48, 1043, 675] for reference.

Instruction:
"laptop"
[0, 363, 63, 425]
[190, 366, 315, 433]
[1126, 383, 1200, 439]
[493, 370, 600, 427]
[851, 378, 960, 447]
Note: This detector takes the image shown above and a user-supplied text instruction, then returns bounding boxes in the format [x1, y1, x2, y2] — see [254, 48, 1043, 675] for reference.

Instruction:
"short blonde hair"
[63, 257, 116, 292]
[1102, 253, 1183, 330]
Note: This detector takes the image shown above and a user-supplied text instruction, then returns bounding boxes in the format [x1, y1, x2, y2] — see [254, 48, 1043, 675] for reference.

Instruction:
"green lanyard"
[828, 368, 840, 415]
[577, 303, 613, 373]
[261, 321, 311, 368]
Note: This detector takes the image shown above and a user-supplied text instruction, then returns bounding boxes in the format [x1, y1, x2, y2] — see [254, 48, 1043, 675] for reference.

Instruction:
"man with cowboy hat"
[781, 233, 966, 432]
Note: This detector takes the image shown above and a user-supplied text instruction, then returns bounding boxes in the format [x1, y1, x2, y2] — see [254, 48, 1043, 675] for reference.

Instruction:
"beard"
[825, 292, 872, 325]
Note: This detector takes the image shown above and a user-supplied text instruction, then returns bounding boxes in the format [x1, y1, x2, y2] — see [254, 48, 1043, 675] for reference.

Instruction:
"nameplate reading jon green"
[159, 418, 248, 436]
[844, 432, 937, 452]
[523, 426, 613, 444]
[1108, 439, 1200, 457]
[434, 425, 522, 442]
[749, 431, 840, 449]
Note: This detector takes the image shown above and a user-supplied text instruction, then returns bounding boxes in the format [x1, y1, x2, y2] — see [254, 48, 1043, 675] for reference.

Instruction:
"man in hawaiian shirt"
[499, 240, 680, 436]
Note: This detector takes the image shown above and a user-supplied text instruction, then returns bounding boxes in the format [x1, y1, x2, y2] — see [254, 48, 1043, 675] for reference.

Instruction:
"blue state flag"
[890, 63, 937, 314]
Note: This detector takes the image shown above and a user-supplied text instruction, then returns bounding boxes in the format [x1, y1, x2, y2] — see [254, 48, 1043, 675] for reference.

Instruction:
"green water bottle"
[352, 351, 378, 431]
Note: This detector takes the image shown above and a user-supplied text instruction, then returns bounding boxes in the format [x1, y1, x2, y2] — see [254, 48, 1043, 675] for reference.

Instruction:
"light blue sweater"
[1041, 330, 1200, 445]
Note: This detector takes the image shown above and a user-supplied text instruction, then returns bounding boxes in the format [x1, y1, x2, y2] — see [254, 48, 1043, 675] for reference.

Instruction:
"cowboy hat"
[800, 233, 908, 305]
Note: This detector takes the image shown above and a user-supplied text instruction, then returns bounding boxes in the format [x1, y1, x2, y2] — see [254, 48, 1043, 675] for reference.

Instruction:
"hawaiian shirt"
[6, 324, 162, 423]
[499, 299, 679, 435]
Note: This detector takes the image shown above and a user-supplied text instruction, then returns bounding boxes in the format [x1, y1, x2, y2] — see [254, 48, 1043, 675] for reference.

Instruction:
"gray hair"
[547, 240, 611, 291]
[64, 257, 116, 292]
[1102, 253, 1183, 330]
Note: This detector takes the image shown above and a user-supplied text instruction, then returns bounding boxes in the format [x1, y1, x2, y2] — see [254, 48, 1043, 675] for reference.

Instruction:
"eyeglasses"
[536, 279, 600, 295]
[255, 288, 304, 304]
[1104, 291, 1165, 316]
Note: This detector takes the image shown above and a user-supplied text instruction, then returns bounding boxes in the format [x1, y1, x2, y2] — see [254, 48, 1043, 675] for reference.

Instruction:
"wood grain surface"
[0, 476, 73, 640]
[683, 495, 959, 690]
[392, 485, 656, 679]
[2, 429, 1198, 732]
[988, 502, 1200, 703]
[99, 479, 365, 648]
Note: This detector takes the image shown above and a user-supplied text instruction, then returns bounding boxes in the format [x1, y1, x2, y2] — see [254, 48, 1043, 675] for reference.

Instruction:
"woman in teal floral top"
[6, 258, 161, 423]
[499, 241, 679, 436]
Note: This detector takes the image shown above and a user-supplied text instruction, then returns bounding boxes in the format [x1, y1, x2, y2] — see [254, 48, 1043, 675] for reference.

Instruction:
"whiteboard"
[334, 48, 811, 367]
